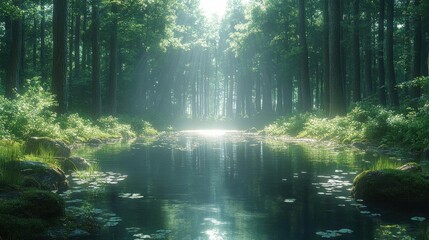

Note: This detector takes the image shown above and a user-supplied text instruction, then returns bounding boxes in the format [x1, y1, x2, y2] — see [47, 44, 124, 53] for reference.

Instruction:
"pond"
[67, 130, 428, 240]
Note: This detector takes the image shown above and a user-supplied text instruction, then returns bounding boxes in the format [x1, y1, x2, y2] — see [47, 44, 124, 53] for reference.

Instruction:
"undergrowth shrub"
[130, 119, 158, 136]
[264, 100, 429, 150]
[0, 79, 156, 143]
[264, 114, 312, 136]
[1, 79, 61, 140]
[60, 114, 106, 143]
[97, 116, 135, 139]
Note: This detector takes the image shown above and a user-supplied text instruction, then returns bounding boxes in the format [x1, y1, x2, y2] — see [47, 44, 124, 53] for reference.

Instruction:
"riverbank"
[261, 102, 429, 159]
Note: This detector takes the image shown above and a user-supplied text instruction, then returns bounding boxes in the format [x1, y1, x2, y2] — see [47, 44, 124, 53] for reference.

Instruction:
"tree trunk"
[377, 0, 386, 105]
[91, 0, 101, 118]
[411, 0, 422, 99]
[363, 2, 373, 97]
[322, 0, 330, 112]
[297, 0, 312, 112]
[52, 0, 68, 113]
[32, 14, 37, 69]
[108, 2, 119, 115]
[5, 0, 23, 99]
[352, 0, 361, 103]
[329, 0, 346, 116]
[386, 0, 399, 107]
[74, 0, 81, 79]
[40, 0, 47, 81]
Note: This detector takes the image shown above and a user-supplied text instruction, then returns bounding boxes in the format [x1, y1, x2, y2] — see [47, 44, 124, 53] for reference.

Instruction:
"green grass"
[263, 101, 429, 151]
[0, 141, 23, 185]
[370, 158, 402, 171]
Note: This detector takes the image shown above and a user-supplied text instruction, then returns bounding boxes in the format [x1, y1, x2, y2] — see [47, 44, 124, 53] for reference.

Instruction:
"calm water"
[69, 131, 429, 240]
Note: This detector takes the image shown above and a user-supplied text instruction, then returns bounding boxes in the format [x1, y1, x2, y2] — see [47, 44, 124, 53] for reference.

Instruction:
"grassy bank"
[263, 101, 429, 152]
[0, 79, 158, 144]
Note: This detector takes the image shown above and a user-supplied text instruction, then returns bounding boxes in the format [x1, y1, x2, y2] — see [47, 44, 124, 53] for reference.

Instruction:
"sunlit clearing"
[181, 130, 238, 137]
[200, 0, 227, 18]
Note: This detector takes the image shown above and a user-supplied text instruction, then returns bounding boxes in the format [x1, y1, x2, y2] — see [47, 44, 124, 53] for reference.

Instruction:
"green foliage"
[264, 101, 429, 150]
[0, 78, 61, 140]
[129, 119, 158, 136]
[60, 114, 106, 143]
[0, 141, 22, 184]
[0, 79, 157, 143]
[370, 158, 402, 171]
[264, 114, 312, 136]
[97, 116, 136, 139]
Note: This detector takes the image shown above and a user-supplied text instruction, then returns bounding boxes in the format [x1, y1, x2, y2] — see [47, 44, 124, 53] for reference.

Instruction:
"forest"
[0, 0, 428, 130]
[1, 0, 429, 239]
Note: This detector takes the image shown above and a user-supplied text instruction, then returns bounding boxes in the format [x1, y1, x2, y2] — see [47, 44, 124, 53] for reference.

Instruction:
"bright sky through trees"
[199, 0, 228, 18]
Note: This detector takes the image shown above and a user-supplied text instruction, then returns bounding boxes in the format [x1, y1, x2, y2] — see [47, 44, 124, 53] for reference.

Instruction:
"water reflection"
[67, 132, 429, 239]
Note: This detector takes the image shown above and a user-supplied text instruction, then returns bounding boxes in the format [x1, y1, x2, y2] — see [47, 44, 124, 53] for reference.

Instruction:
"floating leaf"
[411, 216, 426, 222]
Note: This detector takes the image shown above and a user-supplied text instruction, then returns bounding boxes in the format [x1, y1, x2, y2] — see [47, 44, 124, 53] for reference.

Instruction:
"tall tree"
[91, 0, 101, 117]
[329, 0, 346, 116]
[5, 0, 23, 99]
[52, 0, 68, 113]
[411, 0, 422, 100]
[377, 0, 386, 105]
[363, 1, 373, 97]
[352, 0, 361, 102]
[40, 0, 47, 81]
[322, 0, 330, 112]
[108, 1, 119, 115]
[386, 0, 399, 107]
[297, 0, 311, 111]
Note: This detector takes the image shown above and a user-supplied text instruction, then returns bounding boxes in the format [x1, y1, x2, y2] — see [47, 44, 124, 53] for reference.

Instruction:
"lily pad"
[411, 216, 426, 222]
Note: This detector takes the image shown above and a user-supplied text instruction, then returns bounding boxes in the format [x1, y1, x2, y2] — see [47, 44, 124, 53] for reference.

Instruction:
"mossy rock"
[352, 168, 429, 206]
[0, 189, 65, 219]
[0, 214, 48, 240]
[59, 157, 91, 172]
[5, 160, 69, 192]
[24, 137, 71, 158]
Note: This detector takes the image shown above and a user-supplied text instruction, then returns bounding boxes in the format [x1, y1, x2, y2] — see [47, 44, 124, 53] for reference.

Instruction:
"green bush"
[0, 78, 61, 140]
[264, 101, 429, 151]
[264, 114, 312, 136]
[130, 119, 158, 136]
[97, 116, 135, 139]
[60, 114, 106, 143]
[0, 79, 160, 144]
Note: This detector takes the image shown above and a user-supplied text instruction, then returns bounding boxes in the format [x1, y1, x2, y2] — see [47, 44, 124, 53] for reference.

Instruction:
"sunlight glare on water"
[181, 129, 240, 137]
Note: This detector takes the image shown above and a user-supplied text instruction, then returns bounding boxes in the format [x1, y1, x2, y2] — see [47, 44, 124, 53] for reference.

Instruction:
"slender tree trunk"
[91, 0, 101, 117]
[411, 0, 422, 99]
[329, 0, 346, 116]
[283, 72, 293, 115]
[255, 73, 261, 113]
[352, 0, 361, 103]
[276, 74, 284, 115]
[32, 14, 37, 69]
[297, 0, 312, 112]
[5, 0, 23, 99]
[40, 0, 47, 81]
[108, 2, 119, 115]
[377, 0, 386, 105]
[364, 3, 373, 97]
[74, 0, 81, 79]
[69, 0, 75, 85]
[19, 14, 25, 88]
[262, 64, 272, 114]
[386, 0, 399, 107]
[322, 0, 330, 112]
[82, 0, 88, 68]
[52, 0, 68, 113]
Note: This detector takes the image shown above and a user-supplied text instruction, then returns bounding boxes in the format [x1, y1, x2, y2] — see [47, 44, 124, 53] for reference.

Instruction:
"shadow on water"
[66, 131, 429, 240]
